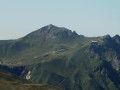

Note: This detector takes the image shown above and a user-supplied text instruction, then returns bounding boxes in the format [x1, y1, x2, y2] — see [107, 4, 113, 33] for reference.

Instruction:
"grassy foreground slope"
[0, 68, 63, 90]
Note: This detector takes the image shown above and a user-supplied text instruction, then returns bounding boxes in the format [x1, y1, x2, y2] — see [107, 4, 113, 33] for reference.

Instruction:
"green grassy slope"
[0, 68, 63, 90]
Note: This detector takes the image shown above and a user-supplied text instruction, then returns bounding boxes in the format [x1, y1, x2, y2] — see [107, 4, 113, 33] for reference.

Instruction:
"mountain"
[0, 24, 120, 90]
[0, 24, 79, 65]
[0, 68, 62, 90]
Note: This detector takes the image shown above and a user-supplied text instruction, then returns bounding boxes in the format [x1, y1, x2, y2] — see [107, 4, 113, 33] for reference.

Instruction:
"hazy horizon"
[0, 0, 120, 40]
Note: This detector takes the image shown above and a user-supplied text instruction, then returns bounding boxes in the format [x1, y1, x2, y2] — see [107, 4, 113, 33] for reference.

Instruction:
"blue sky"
[0, 0, 120, 40]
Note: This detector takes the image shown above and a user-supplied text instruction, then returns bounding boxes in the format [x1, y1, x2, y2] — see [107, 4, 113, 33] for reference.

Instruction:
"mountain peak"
[44, 24, 57, 29]
[113, 34, 120, 38]
[48, 24, 54, 26]
[23, 25, 78, 40]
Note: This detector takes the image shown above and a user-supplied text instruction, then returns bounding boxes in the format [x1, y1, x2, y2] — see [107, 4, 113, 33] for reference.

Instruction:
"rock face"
[26, 71, 31, 80]
[0, 25, 120, 90]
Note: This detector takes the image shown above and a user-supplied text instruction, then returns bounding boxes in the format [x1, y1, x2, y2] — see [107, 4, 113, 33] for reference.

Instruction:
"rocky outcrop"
[26, 71, 31, 80]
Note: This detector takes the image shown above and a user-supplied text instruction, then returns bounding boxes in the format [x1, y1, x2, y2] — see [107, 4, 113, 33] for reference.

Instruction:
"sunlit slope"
[0, 68, 63, 90]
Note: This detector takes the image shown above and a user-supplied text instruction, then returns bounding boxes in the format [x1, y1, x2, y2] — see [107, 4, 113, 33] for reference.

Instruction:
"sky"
[0, 0, 120, 40]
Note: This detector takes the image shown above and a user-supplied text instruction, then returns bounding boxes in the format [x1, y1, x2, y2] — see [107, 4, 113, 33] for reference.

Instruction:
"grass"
[0, 68, 63, 90]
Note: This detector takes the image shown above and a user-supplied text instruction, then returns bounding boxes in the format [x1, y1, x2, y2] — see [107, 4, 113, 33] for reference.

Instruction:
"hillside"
[0, 25, 120, 90]
[0, 68, 62, 90]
